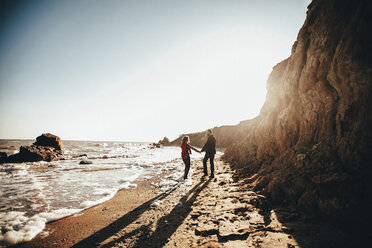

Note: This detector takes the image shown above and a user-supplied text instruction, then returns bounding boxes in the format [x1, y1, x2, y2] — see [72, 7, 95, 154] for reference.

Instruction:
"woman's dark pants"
[182, 156, 191, 179]
[203, 153, 215, 176]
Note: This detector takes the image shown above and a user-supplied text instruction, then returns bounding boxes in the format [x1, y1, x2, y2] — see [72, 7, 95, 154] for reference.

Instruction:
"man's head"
[207, 129, 213, 136]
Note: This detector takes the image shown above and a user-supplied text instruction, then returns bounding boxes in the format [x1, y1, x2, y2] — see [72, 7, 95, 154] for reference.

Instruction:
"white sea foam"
[154, 164, 195, 192]
[39, 229, 51, 239]
[0, 211, 45, 245]
[143, 175, 153, 180]
[0, 209, 79, 246]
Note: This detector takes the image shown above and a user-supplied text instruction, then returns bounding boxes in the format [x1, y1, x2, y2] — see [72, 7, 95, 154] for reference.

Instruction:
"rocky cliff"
[168, 119, 256, 149]
[168, 0, 371, 223]
[222, 0, 372, 222]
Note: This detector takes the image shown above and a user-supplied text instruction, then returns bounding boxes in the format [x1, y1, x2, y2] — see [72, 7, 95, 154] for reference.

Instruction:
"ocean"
[0, 140, 204, 246]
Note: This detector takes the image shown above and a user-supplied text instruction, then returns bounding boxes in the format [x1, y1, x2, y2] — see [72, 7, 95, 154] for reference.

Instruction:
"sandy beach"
[10, 156, 355, 248]
[2, 1, 371, 247]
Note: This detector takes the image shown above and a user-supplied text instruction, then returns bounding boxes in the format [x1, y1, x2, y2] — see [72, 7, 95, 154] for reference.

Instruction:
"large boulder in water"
[3, 133, 63, 163]
[33, 133, 63, 150]
[7, 145, 62, 163]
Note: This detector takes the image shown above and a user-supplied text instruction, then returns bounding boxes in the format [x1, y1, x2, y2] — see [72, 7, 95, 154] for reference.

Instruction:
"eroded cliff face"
[223, 0, 372, 221]
[168, 119, 256, 149]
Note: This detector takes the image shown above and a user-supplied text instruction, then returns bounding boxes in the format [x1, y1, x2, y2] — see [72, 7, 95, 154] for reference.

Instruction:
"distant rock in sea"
[79, 160, 93, 164]
[2, 133, 63, 163]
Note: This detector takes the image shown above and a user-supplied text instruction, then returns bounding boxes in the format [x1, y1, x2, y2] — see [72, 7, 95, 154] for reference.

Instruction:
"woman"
[181, 136, 200, 180]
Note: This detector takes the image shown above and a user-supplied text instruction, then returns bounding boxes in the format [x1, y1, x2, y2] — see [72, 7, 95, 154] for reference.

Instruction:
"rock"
[0, 152, 7, 164]
[199, 241, 224, 248]
[7, 145, 62, 163]
[4, 133, 63, 163]
[218, 219, 252, 240]
[149, 143, 162, 149]
[34, 133, 63, 150]
[218, 181, 227, 186]
[194, 223, 218, 236]
[247, 211, 265, 226]
[0, 152, 8, 163]
[158, 137, 170, 146]
[221, 0, 372, 222]
[266, 210, 286, 232]
[246, 231, 299, 248]
[80, 160, 93, 164]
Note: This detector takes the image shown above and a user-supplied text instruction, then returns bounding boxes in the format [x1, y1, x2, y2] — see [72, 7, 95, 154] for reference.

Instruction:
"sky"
[0, 0, 311, 142]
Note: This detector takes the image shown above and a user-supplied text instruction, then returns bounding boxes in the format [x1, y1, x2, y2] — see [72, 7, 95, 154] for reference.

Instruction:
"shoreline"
[12, 168, 175, 248]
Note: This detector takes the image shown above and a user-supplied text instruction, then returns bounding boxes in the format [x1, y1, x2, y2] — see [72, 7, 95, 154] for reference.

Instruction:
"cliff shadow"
[254, 196, 369, 248]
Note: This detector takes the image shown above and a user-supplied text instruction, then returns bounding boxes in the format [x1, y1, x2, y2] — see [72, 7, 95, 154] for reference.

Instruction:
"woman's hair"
[181, 136, 189, 145]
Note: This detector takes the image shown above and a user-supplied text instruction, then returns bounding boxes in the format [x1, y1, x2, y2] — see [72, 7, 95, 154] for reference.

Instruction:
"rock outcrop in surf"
[3, 133, 63, 163]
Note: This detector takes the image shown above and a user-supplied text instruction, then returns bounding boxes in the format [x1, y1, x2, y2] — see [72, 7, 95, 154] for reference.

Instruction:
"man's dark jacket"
[201, 135, 216, 155]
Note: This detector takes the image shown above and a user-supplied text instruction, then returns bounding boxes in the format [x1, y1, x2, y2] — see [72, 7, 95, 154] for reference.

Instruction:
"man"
[201, 129, 216, 177]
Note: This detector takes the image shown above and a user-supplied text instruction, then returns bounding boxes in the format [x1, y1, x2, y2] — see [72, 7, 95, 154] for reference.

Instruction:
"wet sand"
[14, 157, 354, 248]
[12, 169, 171, 248]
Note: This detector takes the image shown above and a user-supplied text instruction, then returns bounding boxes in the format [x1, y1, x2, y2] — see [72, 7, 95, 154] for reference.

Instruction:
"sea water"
[0, 140, 204, 246]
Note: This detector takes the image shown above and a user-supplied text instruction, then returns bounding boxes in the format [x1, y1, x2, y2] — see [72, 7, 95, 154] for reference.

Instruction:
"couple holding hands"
[180, 129, 216, 180]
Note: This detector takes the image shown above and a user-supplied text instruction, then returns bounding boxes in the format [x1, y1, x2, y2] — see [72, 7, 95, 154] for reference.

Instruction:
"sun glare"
[85, 27, 291, 141]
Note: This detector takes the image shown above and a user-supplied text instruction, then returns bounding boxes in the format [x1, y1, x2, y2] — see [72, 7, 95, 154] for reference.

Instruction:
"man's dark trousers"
[203, 153, 214, 176]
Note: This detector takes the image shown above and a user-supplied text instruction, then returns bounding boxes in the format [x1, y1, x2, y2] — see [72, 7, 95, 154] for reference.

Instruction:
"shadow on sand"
[72, 177, 211, 248]
[71, 184, 179, 248]
[102, 177, 212, 248]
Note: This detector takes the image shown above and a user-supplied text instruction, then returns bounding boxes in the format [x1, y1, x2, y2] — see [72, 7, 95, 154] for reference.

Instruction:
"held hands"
[191, 146, 202, 153]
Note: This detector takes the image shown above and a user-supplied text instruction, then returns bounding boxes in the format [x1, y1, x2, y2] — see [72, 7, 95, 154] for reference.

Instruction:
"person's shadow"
[71, 184, 179, 248]
[102, 177, 212, 248]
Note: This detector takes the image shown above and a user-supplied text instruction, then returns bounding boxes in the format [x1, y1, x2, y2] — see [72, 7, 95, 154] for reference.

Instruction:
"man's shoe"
[210, 174, 214, 178]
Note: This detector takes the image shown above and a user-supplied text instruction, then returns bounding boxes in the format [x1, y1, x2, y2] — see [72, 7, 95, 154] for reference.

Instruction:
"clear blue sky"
[0, 0, 310, 142]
